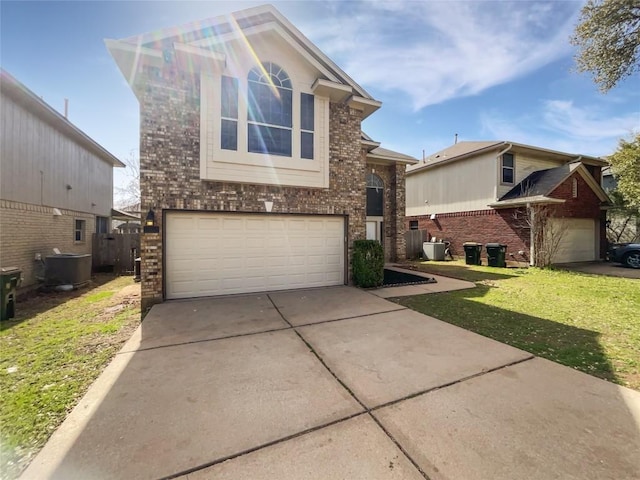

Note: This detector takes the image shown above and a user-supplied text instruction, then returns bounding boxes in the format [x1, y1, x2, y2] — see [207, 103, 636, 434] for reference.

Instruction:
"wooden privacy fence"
[92, 233, 140, 274]
[405, 229, 426, 259]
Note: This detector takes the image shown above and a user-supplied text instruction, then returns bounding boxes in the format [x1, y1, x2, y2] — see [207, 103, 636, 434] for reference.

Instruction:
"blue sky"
[2, 1, 639, 203]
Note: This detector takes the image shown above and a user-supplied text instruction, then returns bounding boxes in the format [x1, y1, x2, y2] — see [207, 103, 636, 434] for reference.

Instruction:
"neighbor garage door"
[165, 212, 345, 299]
[551, 218, 597, 264]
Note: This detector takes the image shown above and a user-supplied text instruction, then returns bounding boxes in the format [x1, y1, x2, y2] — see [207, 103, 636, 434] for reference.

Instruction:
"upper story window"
[501, 153, 514, 185]
[221, 76, 238, 151]
[300, 92, 314, 159]
[247, 62, 292, 157]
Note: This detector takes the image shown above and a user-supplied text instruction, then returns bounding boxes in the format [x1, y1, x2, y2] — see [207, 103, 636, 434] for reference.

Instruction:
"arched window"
[247, 62, 292, 156]
[366, 173, 384, 216]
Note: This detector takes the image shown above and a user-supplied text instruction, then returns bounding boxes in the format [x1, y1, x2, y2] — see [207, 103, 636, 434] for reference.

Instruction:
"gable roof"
[106, 5, 379, 116]
[500, 165, 572, 200]
[407, 140, 606, 175]
[367, 146, 418, 165]
[0, 69, 124, 168]
[490, 163, 610, 208]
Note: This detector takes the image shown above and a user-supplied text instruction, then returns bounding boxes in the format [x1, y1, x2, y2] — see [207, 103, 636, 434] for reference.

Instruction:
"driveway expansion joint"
[268, 293, 432, 480]
[371, 354, 536, 413]
[158, 412, 369, 480]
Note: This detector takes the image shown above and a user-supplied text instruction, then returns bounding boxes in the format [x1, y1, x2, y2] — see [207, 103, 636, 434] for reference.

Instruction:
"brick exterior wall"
[366, 164, 407, 262]
[407, 170, 606, 263]
[137, 65, 405, 308]
[410, 208, 530, 262]
[0, 200, 94, 291]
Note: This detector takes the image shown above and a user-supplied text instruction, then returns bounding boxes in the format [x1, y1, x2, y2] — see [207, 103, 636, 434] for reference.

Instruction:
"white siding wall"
[406, 152, 497, 216]
[0, 94, 113, 216]
[200, 29, 330, 188]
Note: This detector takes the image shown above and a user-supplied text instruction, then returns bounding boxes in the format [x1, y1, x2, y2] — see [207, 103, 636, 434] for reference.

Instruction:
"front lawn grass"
[0, 275, 140, 479]
[393, 261, 640, 391]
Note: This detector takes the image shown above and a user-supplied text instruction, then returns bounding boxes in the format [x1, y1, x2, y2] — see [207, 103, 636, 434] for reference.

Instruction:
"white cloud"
[480, 101, 639, 156]
[542, 100, 639, 139]
[299, 0, 579, 110]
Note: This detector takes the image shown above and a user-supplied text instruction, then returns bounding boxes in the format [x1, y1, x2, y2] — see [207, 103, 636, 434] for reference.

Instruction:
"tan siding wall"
[0, 200, 94, 290]
[406, 152, 497, 216]
[0, 93, 113, 216]
[497, 152, 563, 198]
[199, 30, 331, 188]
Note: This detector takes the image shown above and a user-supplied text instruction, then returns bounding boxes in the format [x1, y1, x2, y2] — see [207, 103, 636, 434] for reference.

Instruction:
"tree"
[115, 150, 140, 209]
[512, 204, 569, 268]
[608, 133, 640, 213]
[606, 189, 640, 243]
[571, 0, 640, 92]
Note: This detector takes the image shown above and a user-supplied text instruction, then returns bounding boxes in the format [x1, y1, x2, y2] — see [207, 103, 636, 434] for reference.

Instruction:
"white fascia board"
[367, 153, 418, 165]
[488, 196, 565, 208]
[311, 79, 352, 102]
[267, 6, 373, 100]
[346, 95, 382, 119]
[174, 43, 226, 73]
[572, 164, 611, 203]
[105, 39, 164, 85]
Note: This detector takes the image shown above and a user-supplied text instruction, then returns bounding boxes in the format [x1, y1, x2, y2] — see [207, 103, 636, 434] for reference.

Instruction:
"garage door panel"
[166, 213, 345, 299]
[551, 218, 596, 264]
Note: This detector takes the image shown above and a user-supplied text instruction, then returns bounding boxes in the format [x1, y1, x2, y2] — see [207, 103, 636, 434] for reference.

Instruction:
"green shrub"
[352, 240, 384, 288]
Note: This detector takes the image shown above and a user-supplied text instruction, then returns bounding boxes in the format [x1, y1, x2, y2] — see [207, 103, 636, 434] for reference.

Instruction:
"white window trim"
[200, 66, 330, 188]
[74, 218, 86, 243]
[501, 153, 515, 186]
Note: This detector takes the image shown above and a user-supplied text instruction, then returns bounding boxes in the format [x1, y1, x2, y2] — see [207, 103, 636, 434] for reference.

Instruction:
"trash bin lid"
[463, 242, 482, 246]
[486, 243, 503, 248]
[0, 266, 20, 274]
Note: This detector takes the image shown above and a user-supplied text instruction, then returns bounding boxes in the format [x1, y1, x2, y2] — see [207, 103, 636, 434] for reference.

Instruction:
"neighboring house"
[106, 5, 416, 307]
[406, 141, 610, 264]
[0, 69, 124, 290]
[111, 206, 141, 233]
[601, 166, 639, 243]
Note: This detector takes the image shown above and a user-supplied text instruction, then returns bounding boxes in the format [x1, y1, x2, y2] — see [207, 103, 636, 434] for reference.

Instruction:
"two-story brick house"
[106, 5, 416, 307]
[406, 141, 610, 265]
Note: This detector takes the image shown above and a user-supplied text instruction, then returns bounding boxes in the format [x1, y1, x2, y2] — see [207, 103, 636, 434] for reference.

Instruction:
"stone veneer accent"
[0, 200, 94, 291]
[137, 65, 407, 308]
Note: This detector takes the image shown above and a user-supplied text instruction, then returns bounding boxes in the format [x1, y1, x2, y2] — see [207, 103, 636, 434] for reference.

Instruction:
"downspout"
[528, 202, 535, 266]
[495, 143, 513, 201]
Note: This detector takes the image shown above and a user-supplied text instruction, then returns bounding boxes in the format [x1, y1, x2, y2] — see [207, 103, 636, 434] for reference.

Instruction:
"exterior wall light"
[143, 209, 159, 233]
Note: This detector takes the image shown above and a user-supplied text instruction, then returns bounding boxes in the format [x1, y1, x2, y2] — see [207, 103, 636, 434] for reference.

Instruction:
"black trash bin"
[463, 242, 482, 265]
[1, 266, 22, 321]
[486, 243, 507, 267]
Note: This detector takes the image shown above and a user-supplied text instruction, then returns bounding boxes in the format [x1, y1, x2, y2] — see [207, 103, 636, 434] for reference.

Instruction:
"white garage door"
[165, 212, 345, 299]
[551, 218, 597, 264]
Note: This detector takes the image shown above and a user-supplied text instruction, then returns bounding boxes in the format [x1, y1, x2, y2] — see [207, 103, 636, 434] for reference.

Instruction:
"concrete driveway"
[557, 261, 640, 279]
[22, 286, 640, 480]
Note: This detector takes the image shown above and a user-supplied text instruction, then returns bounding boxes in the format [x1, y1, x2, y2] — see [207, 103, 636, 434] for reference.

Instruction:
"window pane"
[502, 153, 514, 168]
[248, 82, 292, 127]
[248, 124, 292, 156]
[221, 76, 238, 119]
[409, 220, 419, 230]
[301, 131, 314, 159]
[301, 93, 314, 131]
[502, 168, 514, 184]
[221, 119, 237, 151]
